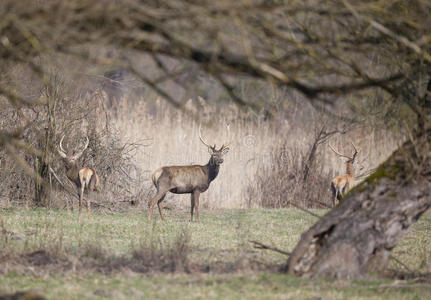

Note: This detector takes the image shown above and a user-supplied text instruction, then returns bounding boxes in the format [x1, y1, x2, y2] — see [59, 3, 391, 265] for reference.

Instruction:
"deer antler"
[350, 141, 360, 161]
[198, 124, 213, 149]
[219, 123, 232, 150]
[328, 143, 352, 159]
[72, 136, 89, 160]
[58, 135, 67, 158]
[351, 141, 360, 154]
[59, 135, 66, 152]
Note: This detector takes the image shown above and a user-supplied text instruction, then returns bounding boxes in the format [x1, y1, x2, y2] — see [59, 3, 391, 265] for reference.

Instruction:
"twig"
[91, 201, 114, 211]
[316, 200, 331, 209]
[289, 201, 322, 219]
[250, 240, 291, 256]
[356, 168, 377, 180]
[49, 167, 64, 188]
[390, 255, 414, 273]
[343, 0, 431, 63]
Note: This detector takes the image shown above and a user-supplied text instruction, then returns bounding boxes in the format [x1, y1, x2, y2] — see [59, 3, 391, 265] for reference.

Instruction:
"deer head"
[57, 135, 89, 168]
[329, 141, 360, 175]
[329, 142, 359, 162]
[198, 124, 231, 165]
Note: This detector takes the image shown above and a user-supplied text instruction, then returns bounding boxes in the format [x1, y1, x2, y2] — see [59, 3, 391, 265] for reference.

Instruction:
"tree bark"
[287, 132, 431, 279]
[34, 126, 51, 206]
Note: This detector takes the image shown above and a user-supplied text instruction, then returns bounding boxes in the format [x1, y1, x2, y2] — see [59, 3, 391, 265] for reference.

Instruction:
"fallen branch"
[250, 240, 291, 256]
[315, 200, 331, 209]
[289, 201, 322, 219]
[390, 255, 413, 273]
[90, 201, 114, 211]
[356, 168, 377, 180]
[49, 167, 64, 188]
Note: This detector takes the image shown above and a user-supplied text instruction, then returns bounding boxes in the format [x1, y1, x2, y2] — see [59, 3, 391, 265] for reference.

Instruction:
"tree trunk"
[34, 126, 51, 206]
[287, 132, 431, 279]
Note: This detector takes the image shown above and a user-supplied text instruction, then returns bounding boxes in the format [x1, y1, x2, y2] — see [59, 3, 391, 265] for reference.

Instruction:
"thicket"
[0, 69, 144, 210]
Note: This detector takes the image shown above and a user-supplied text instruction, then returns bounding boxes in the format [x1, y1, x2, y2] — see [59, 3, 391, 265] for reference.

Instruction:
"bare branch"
[250, 240, 291, 256]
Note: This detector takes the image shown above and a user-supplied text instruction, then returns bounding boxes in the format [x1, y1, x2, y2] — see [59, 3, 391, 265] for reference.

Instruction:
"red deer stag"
[329, 142, 360, 207]
[57, 135, 99, 219]
[148, 125, 231, 222]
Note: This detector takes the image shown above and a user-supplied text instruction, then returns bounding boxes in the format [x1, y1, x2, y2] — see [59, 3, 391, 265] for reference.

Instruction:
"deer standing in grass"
[57, 135, 99, 219]
[148, 125, 231, 222]
[329, 142, 360, 207]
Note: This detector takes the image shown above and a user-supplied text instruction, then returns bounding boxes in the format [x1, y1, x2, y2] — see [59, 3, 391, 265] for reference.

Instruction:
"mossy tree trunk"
[287, 130, 431, 279]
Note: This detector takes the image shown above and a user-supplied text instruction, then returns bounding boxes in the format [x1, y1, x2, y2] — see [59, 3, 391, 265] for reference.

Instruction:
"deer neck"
[346, 161, 354, 177]
[206, 156, 220, 183]
[64, 160, 81, 183]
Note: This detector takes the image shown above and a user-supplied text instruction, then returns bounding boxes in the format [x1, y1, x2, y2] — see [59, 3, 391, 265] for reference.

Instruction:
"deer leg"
[86, 187, 91, 218]
[78, 184, 84, 220]
[344, 183, 350, 197]
[157, 195, 166, 221]
[193, 191, 201, 222]
[148, 190, 167, 221]
[84, 177, 91, 218]
[331, 183, 338, 207]
[332, 186, 339, 207]
[339, 183, 347, 201]
[334, 189, 339, 207]
[190, 192, 195, 222]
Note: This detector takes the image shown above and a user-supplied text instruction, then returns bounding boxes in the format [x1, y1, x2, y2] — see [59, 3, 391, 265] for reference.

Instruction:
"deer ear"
[208, 147, 214, 154]
[222, 147, 230, 155]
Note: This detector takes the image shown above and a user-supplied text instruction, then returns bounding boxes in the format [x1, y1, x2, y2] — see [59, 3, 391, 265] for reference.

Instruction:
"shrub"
[248, 143, 334, 209]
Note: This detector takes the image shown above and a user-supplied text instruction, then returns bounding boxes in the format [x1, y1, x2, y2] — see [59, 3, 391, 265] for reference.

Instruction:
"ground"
[0, 207, 430, 299]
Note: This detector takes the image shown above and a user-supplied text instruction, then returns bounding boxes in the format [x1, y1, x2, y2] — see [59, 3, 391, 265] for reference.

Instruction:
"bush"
[248, 142, 334, 209]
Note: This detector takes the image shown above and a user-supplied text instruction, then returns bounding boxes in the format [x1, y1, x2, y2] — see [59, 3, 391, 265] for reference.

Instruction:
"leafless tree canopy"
[1, 1, 429, 104]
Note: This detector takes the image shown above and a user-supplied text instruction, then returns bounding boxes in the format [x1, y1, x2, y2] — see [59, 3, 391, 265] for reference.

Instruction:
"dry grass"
[113, 98, 401, 209]
[0, 207, 309, 277]
[0, 65, 402, 211]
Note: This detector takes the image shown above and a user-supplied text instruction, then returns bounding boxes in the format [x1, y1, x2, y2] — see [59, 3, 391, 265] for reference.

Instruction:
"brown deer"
[57, 135, 99, 219]
[329, 142, 359, 207]
[148, 125, 231, 222]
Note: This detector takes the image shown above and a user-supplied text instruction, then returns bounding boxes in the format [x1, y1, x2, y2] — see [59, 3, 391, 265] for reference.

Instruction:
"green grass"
[0, 207, 430, 299]
[2, 272, 431, 300]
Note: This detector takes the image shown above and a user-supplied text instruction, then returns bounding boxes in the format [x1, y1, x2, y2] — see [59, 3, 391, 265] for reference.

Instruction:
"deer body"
[152, 156, 220, 193]
[331, 164, 354, 205]
[148, 126, 229, 222]
[329, 142, 359, 207]
[58, 136, 99, 219]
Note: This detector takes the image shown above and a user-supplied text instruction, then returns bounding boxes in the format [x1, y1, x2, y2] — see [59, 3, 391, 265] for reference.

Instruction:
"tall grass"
[0, 67, 402, 210]
[113, 97, 401, 209]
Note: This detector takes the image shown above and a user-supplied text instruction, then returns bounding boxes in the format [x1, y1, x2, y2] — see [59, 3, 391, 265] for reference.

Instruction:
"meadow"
[0, 207, 430, 299]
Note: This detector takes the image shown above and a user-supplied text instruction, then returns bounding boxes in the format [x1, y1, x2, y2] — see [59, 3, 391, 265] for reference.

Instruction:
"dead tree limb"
[250, 240, 292, 256]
